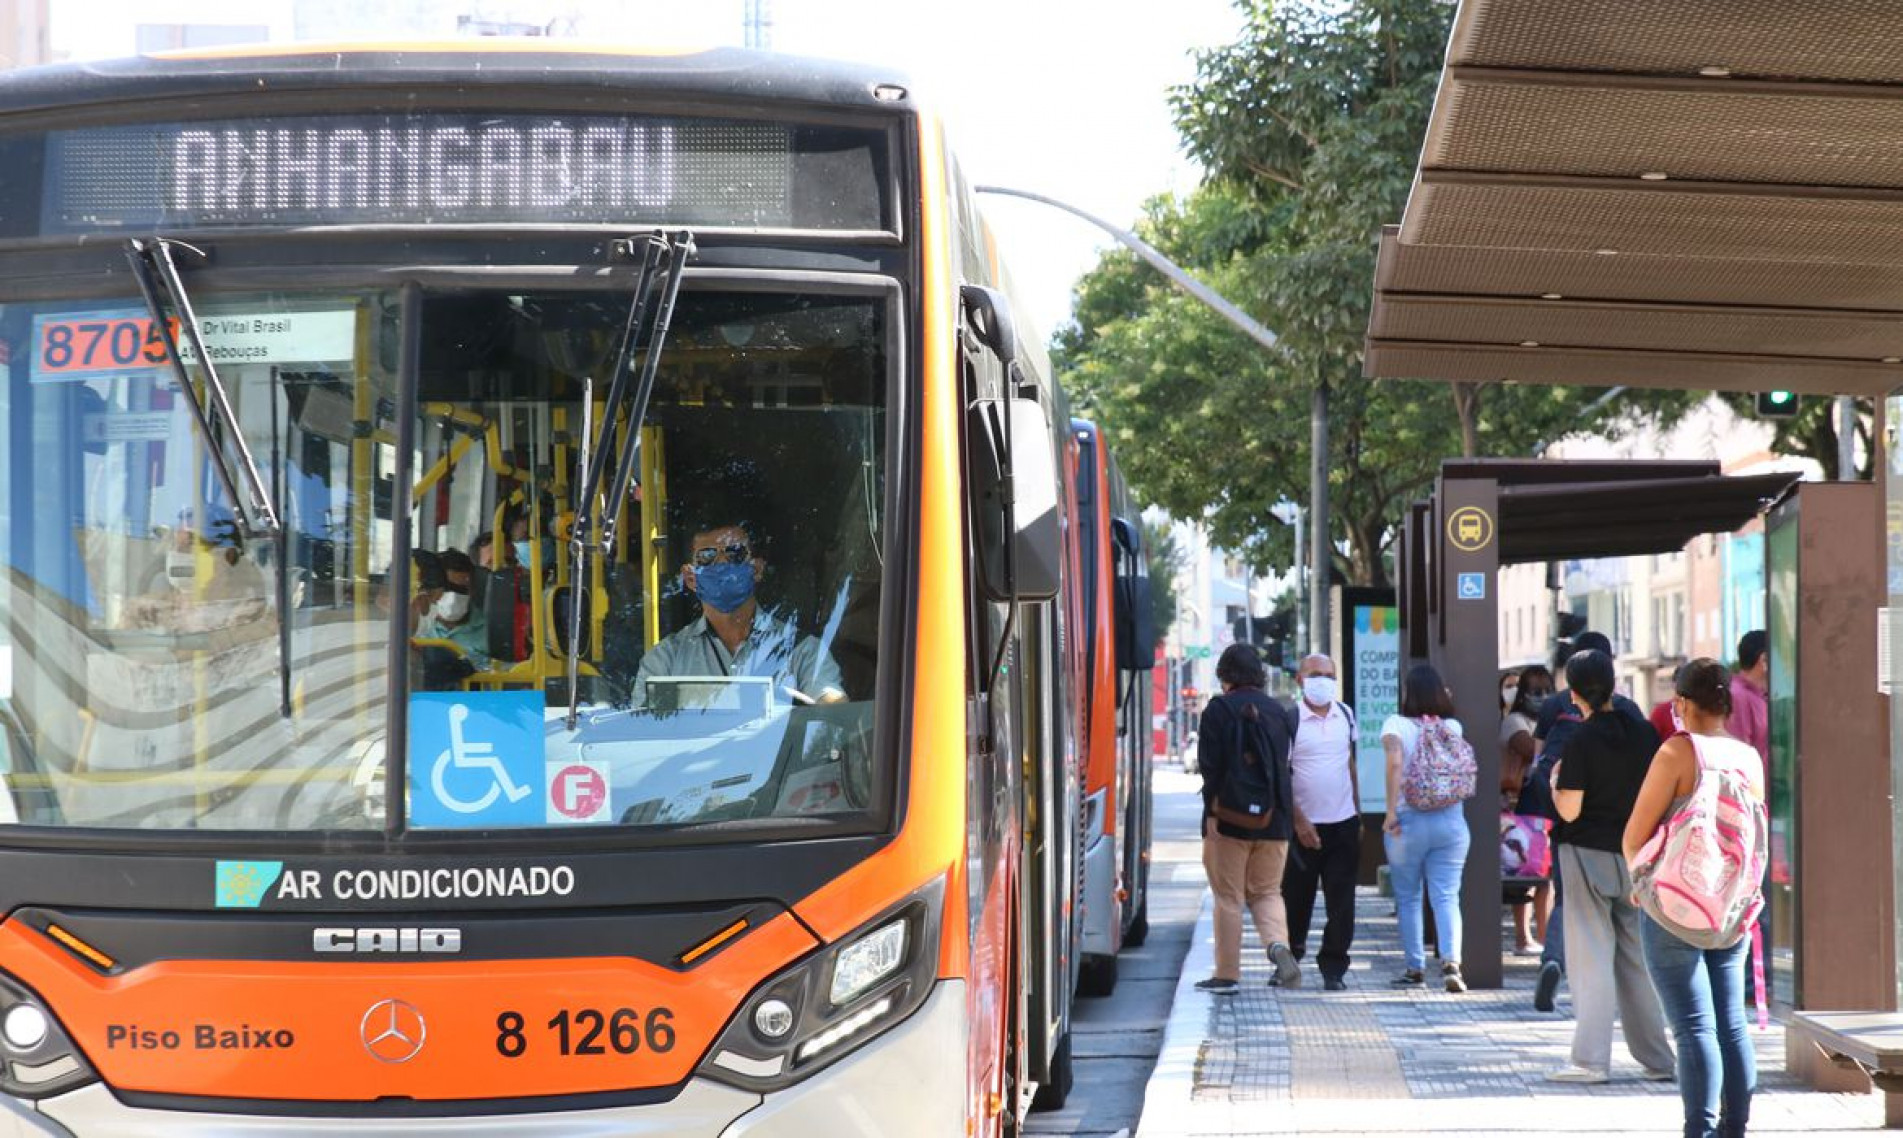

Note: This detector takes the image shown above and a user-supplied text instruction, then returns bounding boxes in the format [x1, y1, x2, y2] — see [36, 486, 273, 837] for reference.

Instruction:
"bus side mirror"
[1110, 516, 1157, 671]
[960, 284, 1019, 369]
[968, 396, 1061, 603]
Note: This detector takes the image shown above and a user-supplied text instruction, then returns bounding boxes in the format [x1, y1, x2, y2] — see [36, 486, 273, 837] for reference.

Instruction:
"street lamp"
[973, 185, 1330, 655]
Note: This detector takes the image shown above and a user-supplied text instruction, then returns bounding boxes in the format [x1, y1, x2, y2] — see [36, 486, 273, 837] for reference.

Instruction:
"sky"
[51, 0, 1246, 340]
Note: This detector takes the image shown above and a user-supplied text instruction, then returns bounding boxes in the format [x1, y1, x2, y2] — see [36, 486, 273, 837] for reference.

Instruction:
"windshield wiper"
[566, 231, 694, 729]
[126, 238, 293, 720]
[123, 238, 283, 538]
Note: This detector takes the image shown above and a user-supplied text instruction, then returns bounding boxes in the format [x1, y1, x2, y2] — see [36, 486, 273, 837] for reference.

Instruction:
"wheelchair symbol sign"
[408, 692, 543, 827]
[1457, 572, 1487, 601]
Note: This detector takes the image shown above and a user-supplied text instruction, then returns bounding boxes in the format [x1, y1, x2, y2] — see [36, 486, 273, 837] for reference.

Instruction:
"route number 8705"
[494, 1007, 675, 1058]
[38, 316, 178, 375]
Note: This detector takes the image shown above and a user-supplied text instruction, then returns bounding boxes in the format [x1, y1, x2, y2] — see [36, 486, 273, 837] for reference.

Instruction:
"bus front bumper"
[1, 982, 967, 1137]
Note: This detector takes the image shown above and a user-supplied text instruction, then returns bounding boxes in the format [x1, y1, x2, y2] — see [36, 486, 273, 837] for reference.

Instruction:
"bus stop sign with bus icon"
[1447, 506, 1494, 553]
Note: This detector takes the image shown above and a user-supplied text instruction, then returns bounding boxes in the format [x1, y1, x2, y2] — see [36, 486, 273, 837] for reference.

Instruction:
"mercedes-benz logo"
[360, 998, 427, 1064]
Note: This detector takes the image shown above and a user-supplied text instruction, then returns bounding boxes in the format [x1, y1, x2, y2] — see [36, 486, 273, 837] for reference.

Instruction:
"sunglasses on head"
[692, 542, 752, 567]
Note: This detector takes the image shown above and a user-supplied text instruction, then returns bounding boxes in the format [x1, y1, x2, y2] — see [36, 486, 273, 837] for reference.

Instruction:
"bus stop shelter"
[1364, 0, 1903, 1091]
[1395, 459, 1797, 991]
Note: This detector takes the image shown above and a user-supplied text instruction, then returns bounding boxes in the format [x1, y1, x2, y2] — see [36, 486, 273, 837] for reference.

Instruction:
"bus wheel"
[1125, 900, 1149, 948]
[1077, 952, 1118, 998]
[1030, 1031, 1072, 1111]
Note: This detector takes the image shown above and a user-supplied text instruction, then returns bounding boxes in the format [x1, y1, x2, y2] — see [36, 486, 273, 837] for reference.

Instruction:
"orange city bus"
[0, 43, 1148, 1136]
[1068, 420, 1154, 998]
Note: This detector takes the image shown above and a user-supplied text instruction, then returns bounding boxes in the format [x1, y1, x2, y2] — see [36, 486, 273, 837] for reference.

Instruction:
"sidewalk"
[1137, 879, 1884, 1135]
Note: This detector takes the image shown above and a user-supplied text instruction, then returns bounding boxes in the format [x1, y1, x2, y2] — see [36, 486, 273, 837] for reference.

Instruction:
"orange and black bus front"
[0, 44, 988, 1136]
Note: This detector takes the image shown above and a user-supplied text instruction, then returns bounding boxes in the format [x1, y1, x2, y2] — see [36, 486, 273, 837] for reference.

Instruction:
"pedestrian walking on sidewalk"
[1546, 649, 1676, 1084]
[1502, 665, 1555, 956]
[1626, 658, 1767, 1138]
[1725, 631, 1769, 766]
[1283, 653, 1360, 991]
[1529, 630, 1642, 1012]
[1195, 644, 1305, 994]
[1381, 664, 1474, 994]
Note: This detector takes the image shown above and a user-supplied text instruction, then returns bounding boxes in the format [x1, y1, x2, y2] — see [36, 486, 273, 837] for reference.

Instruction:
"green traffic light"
[1756, 389, 1799, 418]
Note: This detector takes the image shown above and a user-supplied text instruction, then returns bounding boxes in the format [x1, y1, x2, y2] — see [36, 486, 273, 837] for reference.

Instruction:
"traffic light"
[1231, 611, 1294, 669]
[1756, 390, 1799, 419]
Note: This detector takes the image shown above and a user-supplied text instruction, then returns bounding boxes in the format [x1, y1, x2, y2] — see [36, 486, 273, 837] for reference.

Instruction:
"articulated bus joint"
[697, 877, 944, 1094]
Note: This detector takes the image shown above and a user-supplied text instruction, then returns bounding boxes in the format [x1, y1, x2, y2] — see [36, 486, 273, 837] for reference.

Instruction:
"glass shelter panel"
[403, 289, 887, 834]
[1888, 395, 1903, 1005]
[0, 293, 398, 829]
[1766, 511, 1799, 1006]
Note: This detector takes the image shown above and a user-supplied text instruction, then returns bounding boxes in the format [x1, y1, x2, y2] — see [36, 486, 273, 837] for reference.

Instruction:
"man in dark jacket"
[1195, 644, 1306, 994]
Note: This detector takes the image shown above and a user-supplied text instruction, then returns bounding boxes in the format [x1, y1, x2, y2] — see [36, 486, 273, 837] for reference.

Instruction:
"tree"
[1716, 394, 1873, 479]
[1141, 515, 1183, 646]
[1054, 0, 1697, 586]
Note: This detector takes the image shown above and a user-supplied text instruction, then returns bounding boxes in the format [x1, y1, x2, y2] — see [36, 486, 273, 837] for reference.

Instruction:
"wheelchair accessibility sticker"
[1456, 572, 1487, 601]
[409, 692, 543, 827]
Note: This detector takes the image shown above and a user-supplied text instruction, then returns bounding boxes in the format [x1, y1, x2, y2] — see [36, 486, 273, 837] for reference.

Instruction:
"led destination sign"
[40, 112, 885, 234]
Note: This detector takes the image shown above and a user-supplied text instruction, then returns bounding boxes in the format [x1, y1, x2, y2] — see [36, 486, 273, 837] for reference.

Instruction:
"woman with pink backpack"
[1381, 664, 1476, 993]
[1625, 659, 1768, 1138]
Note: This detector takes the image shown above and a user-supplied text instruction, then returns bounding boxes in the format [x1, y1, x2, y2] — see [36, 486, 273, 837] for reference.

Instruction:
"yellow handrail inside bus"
[639, 427, 666, 648]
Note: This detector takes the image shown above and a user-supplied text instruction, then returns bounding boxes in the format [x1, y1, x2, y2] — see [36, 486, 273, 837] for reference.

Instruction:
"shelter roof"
[1365, 0, 1903, 397]
[1442, 461, 1799, 564]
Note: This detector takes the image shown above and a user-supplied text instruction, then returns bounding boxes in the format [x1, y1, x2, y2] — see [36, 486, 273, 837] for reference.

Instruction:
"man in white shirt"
[1281, 653, 1361, 991]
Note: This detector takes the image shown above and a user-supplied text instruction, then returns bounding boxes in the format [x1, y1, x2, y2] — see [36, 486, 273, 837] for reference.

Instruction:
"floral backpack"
[1631, 732, 1768, 950]
[1401, 716, 1476, 810]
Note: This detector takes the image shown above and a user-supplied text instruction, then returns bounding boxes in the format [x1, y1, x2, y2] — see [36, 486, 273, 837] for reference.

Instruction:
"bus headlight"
[699, 877, 943, 1092]
[828, 919, 905, 1006]
[0, 973, 95, 1100]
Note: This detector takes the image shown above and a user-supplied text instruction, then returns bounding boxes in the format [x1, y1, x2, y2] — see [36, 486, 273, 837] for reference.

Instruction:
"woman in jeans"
[1547, 649, 1676, 1083]
[1625, 659, 1764, 1138]
[1381, 663, 1471, 992]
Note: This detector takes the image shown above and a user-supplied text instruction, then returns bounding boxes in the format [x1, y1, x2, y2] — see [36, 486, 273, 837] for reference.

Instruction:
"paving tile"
[1139, 887, 1889, 1135]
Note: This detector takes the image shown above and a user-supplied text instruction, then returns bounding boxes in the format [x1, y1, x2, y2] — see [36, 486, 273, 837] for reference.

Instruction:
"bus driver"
[631, 516, 846, 709]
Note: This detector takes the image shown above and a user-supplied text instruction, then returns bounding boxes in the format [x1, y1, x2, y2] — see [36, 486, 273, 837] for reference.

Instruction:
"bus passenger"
[417, 550, 490, 670]
[631, 517, 844, 708]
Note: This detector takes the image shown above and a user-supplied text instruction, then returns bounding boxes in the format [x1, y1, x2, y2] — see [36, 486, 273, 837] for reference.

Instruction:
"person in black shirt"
[1194, 645, 1305, 994]
[1529, 629, 1647, 1009]
[1544, 649, 1675, 1084]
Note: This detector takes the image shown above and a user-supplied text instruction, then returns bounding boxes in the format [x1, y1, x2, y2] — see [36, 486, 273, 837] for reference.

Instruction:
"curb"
[1134, 886, 1215, 1137]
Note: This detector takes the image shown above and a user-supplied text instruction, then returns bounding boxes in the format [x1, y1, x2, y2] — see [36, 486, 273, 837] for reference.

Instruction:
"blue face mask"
[513, 538, 552, 568]
[693, 561, 756, 614]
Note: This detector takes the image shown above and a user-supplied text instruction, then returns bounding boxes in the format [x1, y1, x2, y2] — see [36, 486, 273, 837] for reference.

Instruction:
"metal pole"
[973, 186, 1325, 652]
[1837, 395, 1859, 480]
[1293, 507, 1307, 654]
[1310, 381, 1330, 655]
[973, 186, 1280, 355]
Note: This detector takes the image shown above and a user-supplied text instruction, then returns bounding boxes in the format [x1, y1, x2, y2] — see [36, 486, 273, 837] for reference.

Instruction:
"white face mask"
[1501, 683, 1518, 707]
[433, 592, 471, 622]
[1302, 675, 1338, 706]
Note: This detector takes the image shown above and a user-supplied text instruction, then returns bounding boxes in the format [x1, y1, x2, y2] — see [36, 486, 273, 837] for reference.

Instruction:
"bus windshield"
[0, 290, 399, 830]
[403, 288, 887, 834]
[0, 285, 888, 835]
